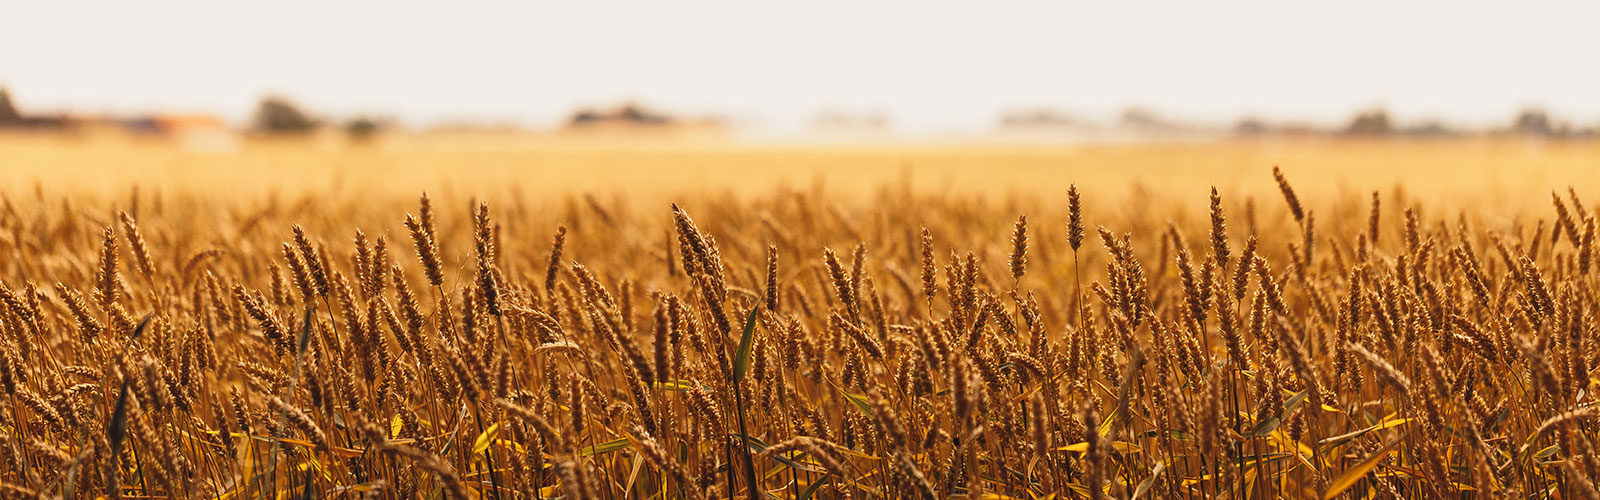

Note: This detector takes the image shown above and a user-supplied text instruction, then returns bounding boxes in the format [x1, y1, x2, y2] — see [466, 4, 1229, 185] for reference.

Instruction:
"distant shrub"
[1345, 108, 1392, 135]
[345, 117, 383, 142]
[251, 96, 317, 134]
[1512, 108, 1554, 136]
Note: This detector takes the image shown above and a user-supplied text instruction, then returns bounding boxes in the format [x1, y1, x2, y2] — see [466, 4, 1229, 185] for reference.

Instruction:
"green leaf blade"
[732, 306, 759, 383]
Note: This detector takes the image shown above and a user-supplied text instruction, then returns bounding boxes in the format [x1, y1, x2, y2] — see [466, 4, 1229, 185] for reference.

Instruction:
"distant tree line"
[1001, 103, 1599, 139]
[6, 86, 1600, 139]
[0, 87, 72, 130]
[568, 103, 671, 126]
[0, 88, 18, 122]
[250, 95, 386, 141]
[1331, 107, 1595, 138]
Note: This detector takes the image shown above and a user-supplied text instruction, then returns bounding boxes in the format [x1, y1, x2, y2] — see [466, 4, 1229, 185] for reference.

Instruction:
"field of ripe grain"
[1, 137, 1599, 499]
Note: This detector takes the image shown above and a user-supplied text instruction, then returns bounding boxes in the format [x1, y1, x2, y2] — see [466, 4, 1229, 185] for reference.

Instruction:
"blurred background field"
[3, 133, 1596, 216]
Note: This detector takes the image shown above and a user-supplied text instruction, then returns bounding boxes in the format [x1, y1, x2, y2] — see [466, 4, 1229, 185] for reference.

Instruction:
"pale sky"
[4, 1, 1599, 133]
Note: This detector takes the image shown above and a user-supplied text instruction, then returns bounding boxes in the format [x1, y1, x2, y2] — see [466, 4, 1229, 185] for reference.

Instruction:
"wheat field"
[2, 137, 1599, 499]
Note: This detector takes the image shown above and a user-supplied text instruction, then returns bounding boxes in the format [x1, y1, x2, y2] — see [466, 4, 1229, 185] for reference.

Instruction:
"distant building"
[122, 114, 227, 135]
[110, 113, 237, 150]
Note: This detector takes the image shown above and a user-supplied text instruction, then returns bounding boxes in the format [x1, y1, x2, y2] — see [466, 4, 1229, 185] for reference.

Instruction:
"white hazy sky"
[3, 1, 1599, 133]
